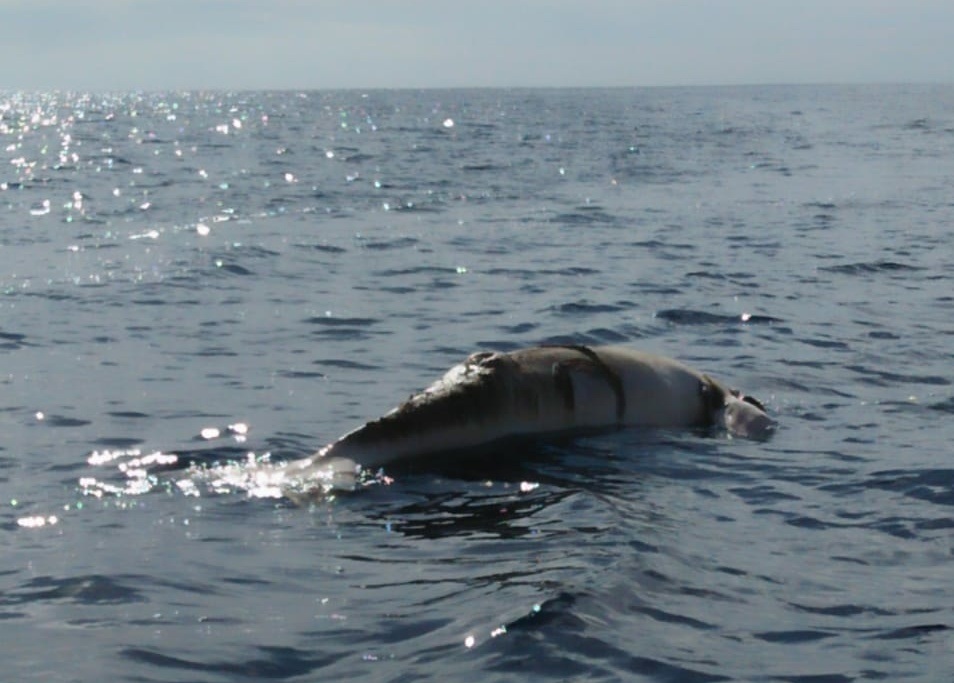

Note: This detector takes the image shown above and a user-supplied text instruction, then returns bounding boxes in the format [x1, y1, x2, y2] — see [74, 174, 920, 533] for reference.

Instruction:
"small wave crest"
[819, 259, 924, 275]
[654, 308, 783, 325]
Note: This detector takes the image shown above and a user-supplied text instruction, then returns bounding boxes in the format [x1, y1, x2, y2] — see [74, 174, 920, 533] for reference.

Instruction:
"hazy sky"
[2, 0, 951, 90]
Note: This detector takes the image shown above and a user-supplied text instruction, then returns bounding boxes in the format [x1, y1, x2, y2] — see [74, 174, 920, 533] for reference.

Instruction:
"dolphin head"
[701, 375, 775, 439]
[722, 390, 776, 439]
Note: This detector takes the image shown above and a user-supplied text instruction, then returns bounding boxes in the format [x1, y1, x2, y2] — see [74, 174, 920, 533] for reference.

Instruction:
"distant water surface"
[2, 85, 954, 681]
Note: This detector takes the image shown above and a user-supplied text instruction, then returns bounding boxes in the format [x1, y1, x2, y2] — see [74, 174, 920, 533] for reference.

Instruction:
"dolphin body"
[281, 345, 774, 491]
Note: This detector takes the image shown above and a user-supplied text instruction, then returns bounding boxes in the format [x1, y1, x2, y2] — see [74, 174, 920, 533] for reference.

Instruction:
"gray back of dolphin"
[286, 345, 774, 481]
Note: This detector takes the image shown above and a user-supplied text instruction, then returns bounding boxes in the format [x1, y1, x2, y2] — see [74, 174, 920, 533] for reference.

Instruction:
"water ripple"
[819, 259, 925, 275]
[654, 309, 784, 325]
[3, 575, 145, 606]
[122, 646, 341, 679]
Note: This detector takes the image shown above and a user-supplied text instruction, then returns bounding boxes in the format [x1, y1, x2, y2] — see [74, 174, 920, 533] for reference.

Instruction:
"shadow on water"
[327, 430, 739, 548]
[481, 591, 732, 683]
[122, 645, 343, 680]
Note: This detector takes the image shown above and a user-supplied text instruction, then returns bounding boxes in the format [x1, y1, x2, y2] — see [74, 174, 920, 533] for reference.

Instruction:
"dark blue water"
[2, 85, 953, 681]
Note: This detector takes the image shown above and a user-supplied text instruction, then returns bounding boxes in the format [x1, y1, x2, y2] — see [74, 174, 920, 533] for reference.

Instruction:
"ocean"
[2, 85, 953, 681]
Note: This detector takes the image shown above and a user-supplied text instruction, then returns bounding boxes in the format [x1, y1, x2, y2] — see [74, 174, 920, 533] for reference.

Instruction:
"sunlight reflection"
[16, 515, 58, 528]
[29, 199, 51, 216]
[78, 428, 378, 505]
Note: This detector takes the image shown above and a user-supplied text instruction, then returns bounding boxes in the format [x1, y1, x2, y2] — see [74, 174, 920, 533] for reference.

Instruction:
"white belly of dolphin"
[282, 345, 774, 489]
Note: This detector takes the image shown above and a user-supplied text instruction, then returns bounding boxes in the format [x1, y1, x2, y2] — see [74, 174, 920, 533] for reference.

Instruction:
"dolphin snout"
[723, 396, 776, 439]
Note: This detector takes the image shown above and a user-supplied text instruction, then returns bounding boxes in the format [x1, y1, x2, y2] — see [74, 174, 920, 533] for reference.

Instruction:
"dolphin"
[281, 344, 774, 492]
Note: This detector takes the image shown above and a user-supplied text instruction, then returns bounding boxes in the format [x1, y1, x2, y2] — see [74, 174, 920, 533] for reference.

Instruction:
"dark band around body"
[544, 344, 626, 422]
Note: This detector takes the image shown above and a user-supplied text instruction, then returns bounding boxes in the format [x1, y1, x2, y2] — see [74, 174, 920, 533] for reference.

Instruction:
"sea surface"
[2, 85, 953, 682]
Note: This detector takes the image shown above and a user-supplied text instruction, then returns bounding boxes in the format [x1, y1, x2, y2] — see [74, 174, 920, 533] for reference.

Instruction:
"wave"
[654, 309, 783, 325]
[819, 260, 924, 275]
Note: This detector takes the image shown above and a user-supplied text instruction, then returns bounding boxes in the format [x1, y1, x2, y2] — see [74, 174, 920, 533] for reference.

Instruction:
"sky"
[1, 0, 952, 91]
